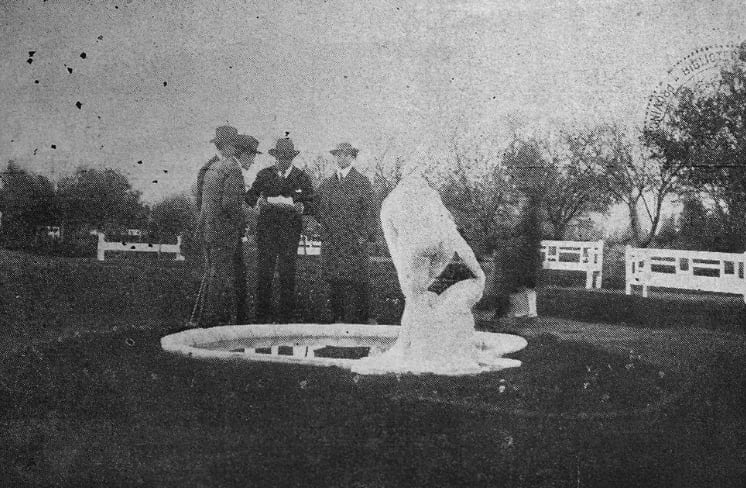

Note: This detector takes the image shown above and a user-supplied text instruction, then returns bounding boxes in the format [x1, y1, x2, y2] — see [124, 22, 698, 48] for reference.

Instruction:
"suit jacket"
[315, 167, 376, 282]
[195, 156, 246, 246]
[245, 166, 314, 233]
[502, 195, 543, 290]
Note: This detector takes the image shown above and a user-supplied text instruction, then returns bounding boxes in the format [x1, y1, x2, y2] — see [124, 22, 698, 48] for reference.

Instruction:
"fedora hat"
[268, 138, 300, 159]
[330, 142, 359, 157]
[235, 134, 262, 154]
[210, 125, 239, 146]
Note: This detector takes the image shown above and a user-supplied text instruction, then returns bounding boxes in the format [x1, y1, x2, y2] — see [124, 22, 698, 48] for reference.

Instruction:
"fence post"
[594, 240, 604, 289]
[624, 245, 632, 295]
[96, 232, 106, 261]
[175, 235, 185, 261]
[584, 242, 593, 289]
[743, 252, 746, 304]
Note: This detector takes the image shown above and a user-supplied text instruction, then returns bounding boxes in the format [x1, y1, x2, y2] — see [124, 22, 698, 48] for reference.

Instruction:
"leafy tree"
[149, 193, 196, 240]
[149, 193, 201, 258]
[0, 161, 58, 243]
[643, 50, 746, 251]
[56, 167, 148, 232]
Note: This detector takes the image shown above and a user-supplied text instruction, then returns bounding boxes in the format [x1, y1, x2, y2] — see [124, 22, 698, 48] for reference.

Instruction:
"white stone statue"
[351, 169, 524, 375]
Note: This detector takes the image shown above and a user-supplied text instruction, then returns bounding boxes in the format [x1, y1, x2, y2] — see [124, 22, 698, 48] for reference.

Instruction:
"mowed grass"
[0, 249, 745, 487]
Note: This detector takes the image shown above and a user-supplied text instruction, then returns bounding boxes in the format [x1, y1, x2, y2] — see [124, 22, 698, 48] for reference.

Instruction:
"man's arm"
[245, 169, 265, 207]
[360, 177, 376, 242]
[222, 166, 245, 213]
[195, 156, 218, 210]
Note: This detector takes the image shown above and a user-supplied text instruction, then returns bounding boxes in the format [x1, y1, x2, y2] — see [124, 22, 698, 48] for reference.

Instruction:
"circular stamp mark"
[644, 43, 744, 132]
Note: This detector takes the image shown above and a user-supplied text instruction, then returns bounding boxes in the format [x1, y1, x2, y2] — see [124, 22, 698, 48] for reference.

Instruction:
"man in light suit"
[315, 143, 376, 323]
[192, 125, 247, 327]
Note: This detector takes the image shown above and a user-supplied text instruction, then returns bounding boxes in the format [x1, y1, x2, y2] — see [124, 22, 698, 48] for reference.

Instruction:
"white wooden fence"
[625, 246, 746, 302]
[93, 232, 185, 261]
[540, 239, 604, 289]
[297, 235, 321, 256]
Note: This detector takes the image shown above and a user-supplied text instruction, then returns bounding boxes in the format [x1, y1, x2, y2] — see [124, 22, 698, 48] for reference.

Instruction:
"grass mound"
[0, 328, 683, 486]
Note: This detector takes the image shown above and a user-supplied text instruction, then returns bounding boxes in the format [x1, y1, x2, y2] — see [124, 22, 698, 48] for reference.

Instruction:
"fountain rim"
[160, 323, 527, 369]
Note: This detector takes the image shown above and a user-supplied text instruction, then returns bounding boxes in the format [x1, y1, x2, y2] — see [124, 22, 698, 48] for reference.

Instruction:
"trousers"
[233, 240, 249, 323]
[255, 223, 301, 322]
[198, 242, 237, 327]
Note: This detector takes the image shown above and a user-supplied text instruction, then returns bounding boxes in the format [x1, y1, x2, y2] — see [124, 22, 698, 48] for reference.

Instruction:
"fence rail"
[625, 246, 746, 302]
[93, 232, 184, 261]
[540, 239, 604, 289]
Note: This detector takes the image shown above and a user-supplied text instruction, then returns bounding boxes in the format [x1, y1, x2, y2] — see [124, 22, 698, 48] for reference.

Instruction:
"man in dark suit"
[315, 143, 376, 323]
[245, 137, 314, 323]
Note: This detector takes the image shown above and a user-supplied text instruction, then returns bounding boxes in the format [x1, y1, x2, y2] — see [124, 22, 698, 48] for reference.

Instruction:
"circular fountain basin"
[161, 324, 527, 374]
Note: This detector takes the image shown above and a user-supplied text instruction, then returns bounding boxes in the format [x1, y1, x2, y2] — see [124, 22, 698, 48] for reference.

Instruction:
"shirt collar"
[277, 165, 293, 178]
[337, 165, 353, 180]
[220, 155, 238, 166]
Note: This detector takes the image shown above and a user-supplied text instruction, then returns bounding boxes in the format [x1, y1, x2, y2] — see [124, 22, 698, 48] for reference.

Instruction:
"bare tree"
[438, 139, 513, 256]
[571, 124, 686, 247]
[502, 135, 612, 240]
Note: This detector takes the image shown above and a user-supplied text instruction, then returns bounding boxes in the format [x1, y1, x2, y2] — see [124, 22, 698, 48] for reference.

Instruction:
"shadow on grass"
[3, 327, 741, 488]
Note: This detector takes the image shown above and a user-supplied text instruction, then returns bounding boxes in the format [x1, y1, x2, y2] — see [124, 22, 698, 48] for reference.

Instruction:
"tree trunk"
[628, 200, 643, 247]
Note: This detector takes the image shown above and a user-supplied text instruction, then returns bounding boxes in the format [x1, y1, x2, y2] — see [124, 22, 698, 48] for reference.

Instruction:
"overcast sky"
[1, 0, 744, 203]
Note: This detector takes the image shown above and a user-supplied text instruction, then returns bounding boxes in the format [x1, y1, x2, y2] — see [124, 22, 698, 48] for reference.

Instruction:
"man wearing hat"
[192, 125, 249, 327]
[245, 137, 314, 323]
[232, 134, 262, 323]
[315, 142, 376, 324]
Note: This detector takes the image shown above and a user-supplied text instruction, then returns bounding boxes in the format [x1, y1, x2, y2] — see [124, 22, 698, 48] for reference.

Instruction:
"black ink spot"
[115, 6, 118, 9]
[163, 169, 168, 173]
[67, 67, 73, 74]
[152, 180, 158, 184]
[163, 81, 167, 86]
[27, 58, 33, 64]
[97, 35, 103, 40]
[33, 148, 38, 155]
[51, 144, 56, 149]
[28, 51, 35, 57]
[137, 160, 143, 165]
[100, 145, 104, 149]
[34, 80, 39, 84]
[343, 75, 348, 79]
[229, 66, 233, 69]
[76, 101, 82, 109]
[285, 131, 290, 137]
[80, 52, 86, 59]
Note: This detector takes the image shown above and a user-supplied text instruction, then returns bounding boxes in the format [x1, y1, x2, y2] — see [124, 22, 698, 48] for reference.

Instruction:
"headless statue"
[352, 172, 520, 375]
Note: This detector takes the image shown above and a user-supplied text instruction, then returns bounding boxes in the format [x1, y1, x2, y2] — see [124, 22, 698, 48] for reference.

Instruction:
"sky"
[1, 0, 745, 205]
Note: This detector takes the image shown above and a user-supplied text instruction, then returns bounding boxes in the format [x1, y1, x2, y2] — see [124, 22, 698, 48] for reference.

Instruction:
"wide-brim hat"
[330, 142, 359, 157]
[210, 125, 239, 145]
[235, 134, 262, 154]
[268, 137, 300, 159]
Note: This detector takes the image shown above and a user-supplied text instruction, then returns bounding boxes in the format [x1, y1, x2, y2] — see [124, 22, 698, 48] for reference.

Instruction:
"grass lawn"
[1, 249, 745, 487]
